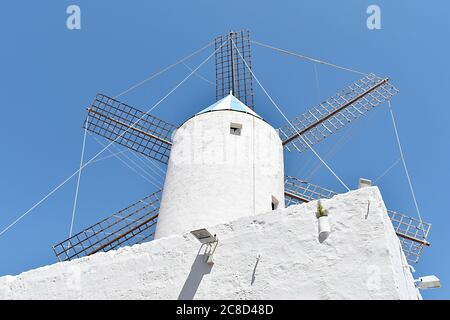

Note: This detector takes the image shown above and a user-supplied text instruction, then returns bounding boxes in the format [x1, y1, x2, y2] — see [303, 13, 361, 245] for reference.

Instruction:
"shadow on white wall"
[178, 254, 213, 300]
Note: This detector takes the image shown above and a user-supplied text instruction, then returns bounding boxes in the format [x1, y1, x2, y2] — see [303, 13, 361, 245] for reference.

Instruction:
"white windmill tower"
[52, 30, 431, 267]
[155, 93, 284, 238]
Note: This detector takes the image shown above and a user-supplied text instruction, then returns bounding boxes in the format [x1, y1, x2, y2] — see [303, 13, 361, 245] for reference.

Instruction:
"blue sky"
[0, 1, 448, 299]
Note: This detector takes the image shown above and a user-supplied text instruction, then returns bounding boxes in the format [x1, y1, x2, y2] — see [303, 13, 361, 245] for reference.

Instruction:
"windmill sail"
[85, 93, 177, 164]
[279, 74, 399, 152]
[284, 176, 430, 263]
[215, 30, 254, 109]
[52, 190, 161, 262]
[285, 175, 337, 206]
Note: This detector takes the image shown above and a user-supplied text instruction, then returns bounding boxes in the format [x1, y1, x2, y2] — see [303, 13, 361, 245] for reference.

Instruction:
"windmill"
[52, 30, 430, 264]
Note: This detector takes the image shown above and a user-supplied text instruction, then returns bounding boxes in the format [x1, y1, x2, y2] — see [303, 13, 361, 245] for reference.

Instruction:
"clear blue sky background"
[0, 1, 448, 299]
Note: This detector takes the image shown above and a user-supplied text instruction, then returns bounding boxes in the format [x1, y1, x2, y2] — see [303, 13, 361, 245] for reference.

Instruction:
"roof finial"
[229, 89, 233, 96]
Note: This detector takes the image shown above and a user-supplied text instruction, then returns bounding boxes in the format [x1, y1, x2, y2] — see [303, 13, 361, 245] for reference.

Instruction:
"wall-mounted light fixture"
[190, 228, 219, 265]
[414, 275, 441, 289]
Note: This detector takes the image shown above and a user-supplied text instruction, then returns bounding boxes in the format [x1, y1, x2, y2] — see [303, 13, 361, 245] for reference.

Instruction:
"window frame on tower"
[271, 196, 279, 210]
[230, 123, 242, 136]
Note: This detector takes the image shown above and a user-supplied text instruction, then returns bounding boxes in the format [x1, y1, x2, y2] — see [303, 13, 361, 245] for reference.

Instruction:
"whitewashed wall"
[156, 110, 284, 239]
[0, 187, 420, 300]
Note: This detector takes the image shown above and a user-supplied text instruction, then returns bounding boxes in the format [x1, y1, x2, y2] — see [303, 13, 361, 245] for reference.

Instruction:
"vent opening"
[230, 123, 242, 135]
[271, 196, 279, 210]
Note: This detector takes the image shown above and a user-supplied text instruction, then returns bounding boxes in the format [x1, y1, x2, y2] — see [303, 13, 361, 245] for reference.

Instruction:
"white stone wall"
[155, 110, 285, 239]
[0, 187, 420, 300]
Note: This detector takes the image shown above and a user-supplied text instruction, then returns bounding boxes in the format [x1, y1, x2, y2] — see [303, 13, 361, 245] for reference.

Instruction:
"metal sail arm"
[279, 74, 399, 152]
[284, 176, 431, 263]
[85, 93, 177, 164]
[284, 176, 337, 204]
[52, 190, 162, 262]
[215, 30, 254, 109]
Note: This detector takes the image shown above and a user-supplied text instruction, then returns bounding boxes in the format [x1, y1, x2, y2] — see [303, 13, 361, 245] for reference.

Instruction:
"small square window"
[230, 123, 242, 136]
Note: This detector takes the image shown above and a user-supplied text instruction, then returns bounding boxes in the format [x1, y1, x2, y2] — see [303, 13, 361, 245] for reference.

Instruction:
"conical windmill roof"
[196, 94, 262, 119]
